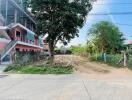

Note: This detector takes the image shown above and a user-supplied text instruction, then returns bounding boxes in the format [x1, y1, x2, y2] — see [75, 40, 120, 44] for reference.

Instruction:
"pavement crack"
[82, 80, 93, 100]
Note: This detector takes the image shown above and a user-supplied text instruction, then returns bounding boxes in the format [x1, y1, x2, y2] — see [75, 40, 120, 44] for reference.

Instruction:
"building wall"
[10, 26, 26, 41]
[0, 38, 10, 52]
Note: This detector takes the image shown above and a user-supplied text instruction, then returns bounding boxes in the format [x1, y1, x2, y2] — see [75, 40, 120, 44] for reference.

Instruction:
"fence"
[14, 51, 46, 65]
[89, 53, 132, 68]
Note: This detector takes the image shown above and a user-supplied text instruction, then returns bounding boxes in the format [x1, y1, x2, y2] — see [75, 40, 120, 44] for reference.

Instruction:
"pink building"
[0, 0, 44, 63]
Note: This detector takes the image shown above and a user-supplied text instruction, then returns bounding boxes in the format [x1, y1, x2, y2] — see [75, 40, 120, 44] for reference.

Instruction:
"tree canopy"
[88, 21, 125, 53]
[25, 0, 92, 56]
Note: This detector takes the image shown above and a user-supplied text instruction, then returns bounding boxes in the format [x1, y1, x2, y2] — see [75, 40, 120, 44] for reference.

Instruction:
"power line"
[94, 3, 132, 5]
[89, 12, 132, 15]
[115, 23, 132, 27]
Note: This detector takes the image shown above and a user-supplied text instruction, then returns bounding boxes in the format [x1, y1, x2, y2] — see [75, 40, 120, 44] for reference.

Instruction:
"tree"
[25, 0, 92, 58]
[88, 21, 125, 53]
[22, 0, 30, 10]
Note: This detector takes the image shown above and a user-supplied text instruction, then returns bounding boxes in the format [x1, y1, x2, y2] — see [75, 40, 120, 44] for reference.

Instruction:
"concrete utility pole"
[5, 0, 8, 25]
[0, 0, 1, 13]
[123, 52, 127, 67]
[14, 9, 18, 23]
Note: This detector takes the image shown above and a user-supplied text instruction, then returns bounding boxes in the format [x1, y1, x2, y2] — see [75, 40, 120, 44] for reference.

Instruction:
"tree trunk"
[49, 40, 55, 64]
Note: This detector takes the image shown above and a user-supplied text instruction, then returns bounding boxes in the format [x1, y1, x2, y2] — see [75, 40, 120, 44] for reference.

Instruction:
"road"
[0, 74, 132, 100]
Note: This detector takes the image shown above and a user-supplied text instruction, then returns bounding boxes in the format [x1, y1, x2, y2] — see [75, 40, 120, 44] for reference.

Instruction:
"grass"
[4, 64, 73, 74]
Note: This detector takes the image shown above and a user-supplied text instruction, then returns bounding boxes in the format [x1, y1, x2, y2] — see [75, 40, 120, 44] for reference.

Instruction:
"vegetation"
[25, 0, 92, 57]
[88, 21, 125, 53]
[89, 54, 122, 67]
[69, 21, 132, 68]
[54, 48, 72, 55]
[4, 64, 73, 74]
[70, 45, 88, 56]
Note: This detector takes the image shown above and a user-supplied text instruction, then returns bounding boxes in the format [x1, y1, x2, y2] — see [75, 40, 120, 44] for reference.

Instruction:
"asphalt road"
[0, 74, 132, 100]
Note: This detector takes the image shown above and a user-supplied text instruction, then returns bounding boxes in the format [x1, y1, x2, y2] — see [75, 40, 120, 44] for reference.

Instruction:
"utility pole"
[14, 9, 18, 23]
[123, 52, 127, 67]
[5, 0, 8, 25]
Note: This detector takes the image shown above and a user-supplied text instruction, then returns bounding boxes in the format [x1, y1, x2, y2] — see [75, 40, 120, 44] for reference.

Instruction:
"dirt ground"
[55, 55, 132, 79]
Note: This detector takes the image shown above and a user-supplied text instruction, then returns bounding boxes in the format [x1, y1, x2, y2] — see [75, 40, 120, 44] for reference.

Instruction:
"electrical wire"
[94, 3, 132, 5]
[89, 12, 132, 16]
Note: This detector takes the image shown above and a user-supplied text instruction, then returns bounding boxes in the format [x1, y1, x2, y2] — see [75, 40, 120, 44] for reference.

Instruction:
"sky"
[60, 0, 132, 47]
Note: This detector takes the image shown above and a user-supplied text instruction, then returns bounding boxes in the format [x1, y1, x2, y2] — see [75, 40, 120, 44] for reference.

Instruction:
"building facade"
[0, 0, 44, 63]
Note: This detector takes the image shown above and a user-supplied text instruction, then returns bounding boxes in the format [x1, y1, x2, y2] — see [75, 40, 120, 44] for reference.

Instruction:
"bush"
[4, 64, 22, 72]
[4, 64, 73, 74]
[128, 56, 132, 68]
[89, 54, 122, 67]
[54, 48, 72, 55]
[70, 46, 88, 56]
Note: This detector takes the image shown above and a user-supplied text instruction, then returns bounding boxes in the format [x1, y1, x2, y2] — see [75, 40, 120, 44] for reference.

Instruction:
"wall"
[0, 38, 10, 52]
[10, 26, 26, 41]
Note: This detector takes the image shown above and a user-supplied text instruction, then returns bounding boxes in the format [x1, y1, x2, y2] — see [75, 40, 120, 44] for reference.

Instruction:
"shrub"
[4, 64, 23, 72]
[128, 56, 132, 68]
[4, 64, 73, 74]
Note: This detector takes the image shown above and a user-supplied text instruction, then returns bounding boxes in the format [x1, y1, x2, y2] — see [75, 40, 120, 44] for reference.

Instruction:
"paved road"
[0, 74, 132, 100]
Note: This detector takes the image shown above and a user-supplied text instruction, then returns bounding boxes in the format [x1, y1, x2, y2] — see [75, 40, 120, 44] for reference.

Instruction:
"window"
[16, 48, 20, 51]
[44, 50, 48, 52]
[16, 31, 20, 37]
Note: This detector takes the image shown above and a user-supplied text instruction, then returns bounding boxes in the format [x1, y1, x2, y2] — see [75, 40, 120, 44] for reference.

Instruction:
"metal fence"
[89, 53, 132, 68]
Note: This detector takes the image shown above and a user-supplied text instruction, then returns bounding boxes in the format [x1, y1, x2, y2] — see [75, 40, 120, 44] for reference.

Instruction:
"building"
[127, 40, 132, 50]
[0, 0, 44, 64]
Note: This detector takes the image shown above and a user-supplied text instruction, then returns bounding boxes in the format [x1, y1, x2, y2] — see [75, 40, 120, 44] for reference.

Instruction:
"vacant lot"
[55, 55, 132, 76]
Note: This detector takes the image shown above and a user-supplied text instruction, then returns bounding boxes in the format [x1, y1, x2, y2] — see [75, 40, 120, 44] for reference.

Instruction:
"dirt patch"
[55, 55, 114, 74]
[55, 55, 132, 78]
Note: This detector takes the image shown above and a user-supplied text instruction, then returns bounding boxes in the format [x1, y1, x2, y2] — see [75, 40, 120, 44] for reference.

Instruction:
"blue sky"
[67, 0, 132, 46]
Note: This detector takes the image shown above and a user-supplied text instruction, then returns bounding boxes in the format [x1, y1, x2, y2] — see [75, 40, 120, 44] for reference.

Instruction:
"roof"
[0, 27, 10, 39]
[0, 26, 8, 30]
[8, 23, 44, 41]
[128, 40, 132, 45]
[8, 23, 35, 35]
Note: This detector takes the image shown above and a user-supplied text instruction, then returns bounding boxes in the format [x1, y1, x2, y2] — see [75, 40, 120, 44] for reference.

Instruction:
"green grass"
[4, 64, 73, 74]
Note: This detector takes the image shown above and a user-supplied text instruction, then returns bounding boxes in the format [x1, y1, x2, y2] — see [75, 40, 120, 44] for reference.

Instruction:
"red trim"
[15, 44, 42, 52]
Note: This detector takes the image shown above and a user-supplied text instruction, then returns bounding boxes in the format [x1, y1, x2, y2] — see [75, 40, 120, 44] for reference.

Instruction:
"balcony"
[10, 23, 43, 48]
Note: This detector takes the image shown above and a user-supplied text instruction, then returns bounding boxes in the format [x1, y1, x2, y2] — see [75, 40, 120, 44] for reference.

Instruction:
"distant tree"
[88, 21, 125, 53]
[25, 0, 92, 59]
